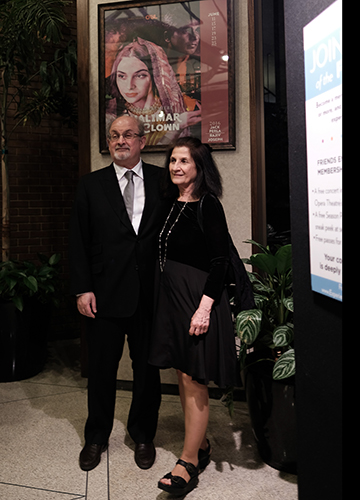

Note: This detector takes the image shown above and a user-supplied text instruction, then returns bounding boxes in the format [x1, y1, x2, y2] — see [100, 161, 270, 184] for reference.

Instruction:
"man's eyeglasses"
[108, 131, 141, 142]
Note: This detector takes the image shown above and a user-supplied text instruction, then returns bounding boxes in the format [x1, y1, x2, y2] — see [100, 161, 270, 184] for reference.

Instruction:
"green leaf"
[39, 60, 47, 79]
[38, 266, 52, 277]
[24, 276, 38, 292]
[235, 309, 262, 344]
[243, 239, 270, 254]
[250, 253, 277, 276]
[13, 295, 24, 312]
[49, 253, 61, 266]
[238, 342, 248, 371]
[275, 244, 292, 274]
[6, 277, 17, 291]
[283, 297, 294, 312]
[273, 349, 295, 380]
[252, 280, 272, 295]
[273, 325, 294, 347]
[253, 295, 268, 310]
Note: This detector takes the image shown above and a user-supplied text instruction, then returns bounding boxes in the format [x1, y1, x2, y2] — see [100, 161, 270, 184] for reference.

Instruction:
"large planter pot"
[0, 298, 51, 382]
[243, 351, 297, 474]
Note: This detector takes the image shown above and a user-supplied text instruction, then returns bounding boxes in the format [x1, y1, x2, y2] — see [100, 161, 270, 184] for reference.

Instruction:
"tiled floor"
[0, 340, 298, 499]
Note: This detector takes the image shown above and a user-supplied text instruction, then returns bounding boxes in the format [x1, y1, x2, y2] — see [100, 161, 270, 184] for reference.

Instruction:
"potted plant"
[0, 253, 61, 382]
[235, 240, 296, 474]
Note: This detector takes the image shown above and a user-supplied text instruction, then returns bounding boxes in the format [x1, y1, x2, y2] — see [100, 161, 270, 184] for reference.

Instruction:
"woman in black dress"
[149, 137, 237, 496]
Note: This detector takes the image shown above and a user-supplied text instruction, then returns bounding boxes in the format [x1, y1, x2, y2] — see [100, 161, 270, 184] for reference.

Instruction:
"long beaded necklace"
[159, 201, 188, 272]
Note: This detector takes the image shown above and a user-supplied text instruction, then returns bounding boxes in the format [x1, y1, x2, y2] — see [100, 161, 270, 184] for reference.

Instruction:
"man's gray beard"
[114, 149, 131, 162]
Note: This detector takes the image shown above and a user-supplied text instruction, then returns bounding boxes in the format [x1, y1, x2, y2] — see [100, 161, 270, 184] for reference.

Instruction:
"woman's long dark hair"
[162, 137, 223, 199]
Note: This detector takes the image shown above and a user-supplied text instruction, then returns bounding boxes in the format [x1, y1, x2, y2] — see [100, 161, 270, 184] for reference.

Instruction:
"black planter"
[0, 298, 51, 382]
[243, 352, 297, 474]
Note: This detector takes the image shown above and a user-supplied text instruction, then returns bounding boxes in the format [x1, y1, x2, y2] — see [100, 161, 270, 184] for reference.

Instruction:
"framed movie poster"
[98, 0, 235, 153]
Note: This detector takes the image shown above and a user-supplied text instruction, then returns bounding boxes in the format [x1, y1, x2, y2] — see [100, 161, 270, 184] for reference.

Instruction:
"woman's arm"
[189, 294, 214, 336]
[189, 195, 230, 335]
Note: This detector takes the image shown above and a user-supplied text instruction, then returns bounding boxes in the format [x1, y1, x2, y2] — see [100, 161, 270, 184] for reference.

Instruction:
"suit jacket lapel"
[138, 162, 159, 234]
[100, 164, 134, 232]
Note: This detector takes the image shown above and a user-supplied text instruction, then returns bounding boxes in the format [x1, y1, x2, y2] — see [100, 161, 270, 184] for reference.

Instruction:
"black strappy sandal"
[158, 459, 199, 496]
[198, 439, 211, 472]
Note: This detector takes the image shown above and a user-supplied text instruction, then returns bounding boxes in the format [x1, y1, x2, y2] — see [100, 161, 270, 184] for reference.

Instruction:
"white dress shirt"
[113, 160, 145, 234]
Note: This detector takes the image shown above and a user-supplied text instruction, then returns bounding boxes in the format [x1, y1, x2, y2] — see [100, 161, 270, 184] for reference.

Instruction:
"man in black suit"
[69, 115, 163, 472]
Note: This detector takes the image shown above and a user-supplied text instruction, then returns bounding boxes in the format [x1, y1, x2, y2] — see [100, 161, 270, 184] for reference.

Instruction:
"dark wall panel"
[284, 1, 342, 499]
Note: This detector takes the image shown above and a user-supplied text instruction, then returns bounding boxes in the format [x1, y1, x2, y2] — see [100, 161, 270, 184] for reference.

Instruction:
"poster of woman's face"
[98, 0, 235, 153]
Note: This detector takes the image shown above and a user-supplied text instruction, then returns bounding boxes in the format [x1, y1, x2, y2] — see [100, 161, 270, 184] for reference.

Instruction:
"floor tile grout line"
[107, 447, 111, 500]
[0, 388, 87, 405]
[20, 381, 86, 388]
[0, 481, 85, 497]
[0, 384, 85, 391]
[85, 471, 88, 500]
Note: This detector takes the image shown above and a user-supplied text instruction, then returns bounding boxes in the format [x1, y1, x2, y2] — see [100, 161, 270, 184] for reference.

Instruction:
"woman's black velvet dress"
[149, 194, 237, 388]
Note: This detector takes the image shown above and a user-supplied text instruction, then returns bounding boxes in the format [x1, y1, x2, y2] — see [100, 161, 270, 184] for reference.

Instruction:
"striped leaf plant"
[236, 240, 295, 381]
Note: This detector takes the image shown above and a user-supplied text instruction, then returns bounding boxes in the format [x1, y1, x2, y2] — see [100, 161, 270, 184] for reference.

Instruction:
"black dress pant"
[84, 300, 161, 445]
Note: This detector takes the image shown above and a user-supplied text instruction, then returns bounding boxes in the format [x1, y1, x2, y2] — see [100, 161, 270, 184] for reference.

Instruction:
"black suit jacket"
[69, 162, 165, 318]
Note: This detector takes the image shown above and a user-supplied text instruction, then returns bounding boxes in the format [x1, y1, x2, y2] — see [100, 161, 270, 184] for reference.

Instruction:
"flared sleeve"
[200, 194, 230, 303]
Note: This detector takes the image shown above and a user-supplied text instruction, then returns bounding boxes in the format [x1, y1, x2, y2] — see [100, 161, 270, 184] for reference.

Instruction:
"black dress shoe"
[134, 442, 156, 469]
[79, 442, 108, 471]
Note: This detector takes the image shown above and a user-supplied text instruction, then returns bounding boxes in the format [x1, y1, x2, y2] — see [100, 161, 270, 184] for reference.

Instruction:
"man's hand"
[76, 292, 97, 318]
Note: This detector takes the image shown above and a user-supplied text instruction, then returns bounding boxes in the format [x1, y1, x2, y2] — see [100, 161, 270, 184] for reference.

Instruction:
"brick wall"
[0, 1, 80, 339]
